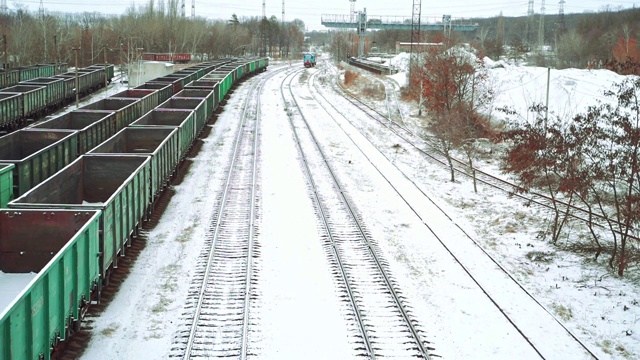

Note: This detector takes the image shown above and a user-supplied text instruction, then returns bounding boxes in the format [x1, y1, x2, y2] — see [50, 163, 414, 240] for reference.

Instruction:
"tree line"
[0, 0, 306, 69]
[325, 7, 640, 71]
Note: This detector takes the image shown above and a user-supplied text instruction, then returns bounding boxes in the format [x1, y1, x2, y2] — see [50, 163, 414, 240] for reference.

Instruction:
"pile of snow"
[385, 52, 410, 73]
[383, 49, 632, 124]
[487, 64, 628, 123]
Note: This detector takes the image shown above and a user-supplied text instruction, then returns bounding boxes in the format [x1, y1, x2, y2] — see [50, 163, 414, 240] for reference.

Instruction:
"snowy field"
[2, 57, 637, 359]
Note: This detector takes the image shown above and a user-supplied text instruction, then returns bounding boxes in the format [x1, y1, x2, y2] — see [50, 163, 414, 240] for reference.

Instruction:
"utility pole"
[558, 0, 567, 34]
[545, 67, 550, 126]
[538, 0, 546, 52]
[282, 0, 285, 23]
[3, 35, 8, 84]
[72, 47, 80, 107]
[103, 45, 108, 88]
[349, 0, 356, 22]
[53, 35, 58, 64]
[356, 9, 366, 58]
[40, 0, 47, 62]
[409, 0, 421, 82]
[180, 0, 185, 17]
[527, 0, 534, 47]
[191, 0, 195, 19]
[261, 0, 267, 57]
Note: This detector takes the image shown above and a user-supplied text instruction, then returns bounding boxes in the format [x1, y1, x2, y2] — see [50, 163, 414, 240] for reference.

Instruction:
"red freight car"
[155, 53, 172, 62]
[172, 53, 191, 63]
[141, 53, 191, 64]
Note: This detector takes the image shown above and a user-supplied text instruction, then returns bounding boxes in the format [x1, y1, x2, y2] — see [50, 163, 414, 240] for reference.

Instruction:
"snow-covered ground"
[3, 56, 637, 359]
[0, 272, 36, 310]
[385, 52, 630, 123]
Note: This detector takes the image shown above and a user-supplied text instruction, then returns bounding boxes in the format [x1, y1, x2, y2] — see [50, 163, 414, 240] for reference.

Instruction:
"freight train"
[0, 56, 268, 360]
[142, 52, 192, 63]
[0, 64, 115, 129]
[0, 63, 68, 89]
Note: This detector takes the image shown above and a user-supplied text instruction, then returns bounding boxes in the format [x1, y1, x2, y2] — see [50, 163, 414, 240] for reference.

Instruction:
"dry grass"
[362, 83, 385, 101]
[344, 70, 359, 85]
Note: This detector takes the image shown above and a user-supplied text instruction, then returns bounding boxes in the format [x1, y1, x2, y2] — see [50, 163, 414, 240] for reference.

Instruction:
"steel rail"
[280, 68, 375, 358]
[285, 65, 432, 359]
[313, 64, 599, 359]
[333, 66, 639, 243]
[182, 67, 273, 359]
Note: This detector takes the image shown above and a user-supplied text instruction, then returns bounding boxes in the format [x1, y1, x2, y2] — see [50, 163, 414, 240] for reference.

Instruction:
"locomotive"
[303, 52, 316, 68]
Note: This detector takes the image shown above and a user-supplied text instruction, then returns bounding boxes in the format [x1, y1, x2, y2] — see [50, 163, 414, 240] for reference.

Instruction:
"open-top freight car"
[141, 53, 192, 64]
[77, 98, 140, 131]
[29, 111, 118, 155]
[10, 155, 152, 284]
[0, 209, 101, 360]
[130, 109, 197, 161]
[0, 63, 67, 90]
[134, 82, 173, 105]
[85, 64, 115, 85]
[0, 85, 48, 120]
[0, 64, 112, 130]
[88, 127, 180, 211]
[0, 163, 14, 207]
[1, 56, 269, 360]
[156, 97, 208, 136]
[174, 88, 216, 122]
[19, 77, 68, 110]
[109, 89, 162, 117]
[0, 129, 78, 199]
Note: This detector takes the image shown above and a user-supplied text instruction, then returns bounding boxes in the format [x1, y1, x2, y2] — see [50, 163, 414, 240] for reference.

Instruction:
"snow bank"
[384, 49, 634, 124]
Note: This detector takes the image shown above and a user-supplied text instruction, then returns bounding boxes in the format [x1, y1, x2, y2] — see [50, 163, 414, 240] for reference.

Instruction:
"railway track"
[169, 65, 293, 359]
[332, 63, 638, 243]
[306, 62, 599, 358]
[281, 67, 433, 359]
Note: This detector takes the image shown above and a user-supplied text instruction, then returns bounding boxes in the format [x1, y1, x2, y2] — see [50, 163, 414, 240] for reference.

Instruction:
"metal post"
[545, 67, 550, 126]
[103, 45, 108, 88]
[72, 47, 80, 107]
[53, 35, 58, 64]
[3, 35, 7, 83]
[118, 36, 123, 84]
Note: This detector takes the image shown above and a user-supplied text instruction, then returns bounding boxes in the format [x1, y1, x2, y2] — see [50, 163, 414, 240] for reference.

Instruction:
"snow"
[383, 51, 631, 124]
[0, 271, 37, 310]
[67, 58, 640, 360]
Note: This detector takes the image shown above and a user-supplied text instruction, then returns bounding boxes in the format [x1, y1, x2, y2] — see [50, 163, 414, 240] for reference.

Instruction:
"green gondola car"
[0, 163, 15, 207]
[130, 109, 197, 161]
[0, 129, 79, 198]
[10, 155, 151, 282]
[88, 127, 179, 207]
[157, 97, 208, 135]
[0, 209, 101, 360]
[29, 111, 118, 155]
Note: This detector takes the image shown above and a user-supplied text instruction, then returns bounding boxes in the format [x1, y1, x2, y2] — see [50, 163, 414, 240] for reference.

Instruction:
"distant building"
[395, 42, 443, 54]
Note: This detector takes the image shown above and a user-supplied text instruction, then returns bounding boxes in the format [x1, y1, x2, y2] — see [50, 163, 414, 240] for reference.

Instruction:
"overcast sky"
[9, 0, 640, 30]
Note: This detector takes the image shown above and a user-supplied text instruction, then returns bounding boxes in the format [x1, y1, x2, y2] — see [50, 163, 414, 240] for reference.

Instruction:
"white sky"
[9, 0, 640, 30]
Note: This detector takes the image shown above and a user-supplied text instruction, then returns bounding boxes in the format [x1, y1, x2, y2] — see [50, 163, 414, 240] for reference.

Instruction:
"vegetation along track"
[169, 65, 290, 359]
[283, 66, 434, 359]
[332, 63, 638, 243]
[309, 64, 599, 358]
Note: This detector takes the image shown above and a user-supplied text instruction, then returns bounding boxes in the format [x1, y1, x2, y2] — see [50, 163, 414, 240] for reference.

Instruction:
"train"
[142, 52, 192, 64]
[303, 52, 317, 68]
[0, 64, 114, 129]
[0, 56, 269, 360]
[0, 63, 68, 90]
